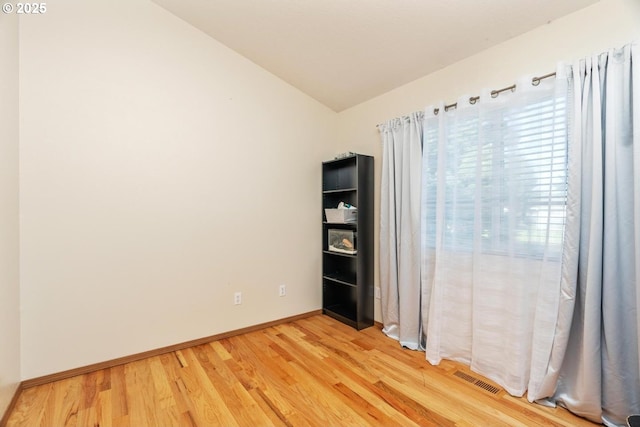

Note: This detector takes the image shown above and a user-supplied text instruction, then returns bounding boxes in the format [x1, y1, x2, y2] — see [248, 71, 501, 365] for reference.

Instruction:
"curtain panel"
[421, 80, 569, 396]
[546, 44, 640, 427]
[379, 112, 424, 350]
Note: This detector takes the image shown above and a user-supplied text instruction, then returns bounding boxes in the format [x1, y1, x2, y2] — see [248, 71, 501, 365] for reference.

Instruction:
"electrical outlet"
[375, 287, 381, 299]
[279, 284, 286, 297]
[234, 292, 242, 305]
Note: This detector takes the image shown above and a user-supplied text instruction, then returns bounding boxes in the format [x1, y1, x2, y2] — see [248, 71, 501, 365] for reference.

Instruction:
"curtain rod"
[433, 73, 556, 115]
[377, 72, 557, 126]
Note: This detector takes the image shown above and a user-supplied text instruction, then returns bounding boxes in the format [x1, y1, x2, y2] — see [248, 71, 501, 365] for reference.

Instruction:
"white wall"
[336, 0, 640, 322]
[19, 0, 338, 379]
[0, 11, 21, 416]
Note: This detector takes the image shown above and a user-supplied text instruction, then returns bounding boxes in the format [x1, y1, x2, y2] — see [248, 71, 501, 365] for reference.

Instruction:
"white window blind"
[422, 88, 568, 259]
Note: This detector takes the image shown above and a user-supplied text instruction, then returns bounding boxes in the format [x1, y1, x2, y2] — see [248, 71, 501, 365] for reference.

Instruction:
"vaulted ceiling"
[152, 0, 600, 111]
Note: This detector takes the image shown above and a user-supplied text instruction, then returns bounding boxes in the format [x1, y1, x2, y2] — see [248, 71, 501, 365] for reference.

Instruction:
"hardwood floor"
[5, 315, 598, 427]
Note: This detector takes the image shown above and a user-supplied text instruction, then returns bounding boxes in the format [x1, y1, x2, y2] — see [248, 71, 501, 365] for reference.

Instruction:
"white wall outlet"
[375, 287, 381, 299]
[279, 284, 286, 297]
[234, 292, 242, 305]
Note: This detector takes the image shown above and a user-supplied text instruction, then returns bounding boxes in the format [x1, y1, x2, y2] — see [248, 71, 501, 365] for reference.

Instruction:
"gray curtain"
[379, 112, 424, 350]
[552, 44, 640, 427]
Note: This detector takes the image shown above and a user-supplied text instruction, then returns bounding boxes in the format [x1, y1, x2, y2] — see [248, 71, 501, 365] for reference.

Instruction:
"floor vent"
[453, 371, 477, 384]
[453, 370, 501, 395]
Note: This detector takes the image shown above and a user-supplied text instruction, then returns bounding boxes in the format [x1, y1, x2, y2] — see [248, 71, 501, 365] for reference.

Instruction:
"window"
[422, 90, 568, 259]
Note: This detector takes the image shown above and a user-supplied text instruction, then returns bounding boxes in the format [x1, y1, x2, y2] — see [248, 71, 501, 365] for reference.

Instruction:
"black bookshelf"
[322, 154, 373, 330]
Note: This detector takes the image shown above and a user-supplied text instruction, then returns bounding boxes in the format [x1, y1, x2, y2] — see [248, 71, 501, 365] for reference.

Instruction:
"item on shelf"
[337, 201, 357, 209]
[325, 201, 358, 223]
[335, 151, 356, 159]
[328, 229, 357, 255]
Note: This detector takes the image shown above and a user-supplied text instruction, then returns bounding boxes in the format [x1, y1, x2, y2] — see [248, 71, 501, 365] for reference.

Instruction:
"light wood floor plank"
[7, 382, 53, 427]
[44, 375, 82, 427]
[221, 335, 295, 408]
[191, 344, 275, 427]
[178, 348, 240, 427]
[5, 315, 599, 427]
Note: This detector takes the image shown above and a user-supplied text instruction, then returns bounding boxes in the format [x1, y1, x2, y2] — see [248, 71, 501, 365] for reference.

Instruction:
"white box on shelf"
[325, 208, 357, 223]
